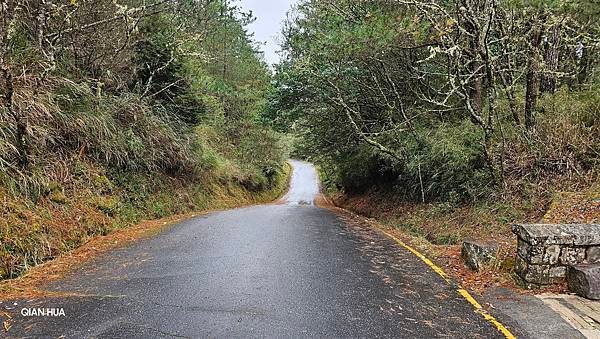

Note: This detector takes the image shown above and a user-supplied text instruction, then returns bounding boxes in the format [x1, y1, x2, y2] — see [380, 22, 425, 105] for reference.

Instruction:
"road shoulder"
[316, 196, 521, 338]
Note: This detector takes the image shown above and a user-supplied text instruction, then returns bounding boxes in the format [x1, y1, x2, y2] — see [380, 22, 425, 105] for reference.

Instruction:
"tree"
[273, 0, 599, 201]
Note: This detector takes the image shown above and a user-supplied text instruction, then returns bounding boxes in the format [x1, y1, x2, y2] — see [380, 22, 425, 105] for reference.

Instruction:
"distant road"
[5, 160, 508, 338]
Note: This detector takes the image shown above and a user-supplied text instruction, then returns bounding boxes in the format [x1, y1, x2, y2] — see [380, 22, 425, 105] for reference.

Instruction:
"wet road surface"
[2, 160, 511, 338]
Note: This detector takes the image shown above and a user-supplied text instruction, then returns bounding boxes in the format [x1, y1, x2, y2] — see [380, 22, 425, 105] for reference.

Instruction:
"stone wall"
[513, 224, 600, 288]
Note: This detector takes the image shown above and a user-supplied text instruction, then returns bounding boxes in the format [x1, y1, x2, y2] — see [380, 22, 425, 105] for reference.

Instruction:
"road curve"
[4, 160, 512, 338]
[282, 160, 320, 206]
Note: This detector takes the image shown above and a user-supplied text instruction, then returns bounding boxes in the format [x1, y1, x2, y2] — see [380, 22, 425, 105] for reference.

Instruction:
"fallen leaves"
[0, 212, 198, 300]
[1, 311, 12, 333]
[326, 182, 599, 295]
[543, 189, 600, 224]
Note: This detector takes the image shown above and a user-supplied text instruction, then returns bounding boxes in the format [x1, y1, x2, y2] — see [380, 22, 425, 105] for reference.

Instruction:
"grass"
[0, 75, 291, 281]
[0, 155, 291, 281]
[327, 179, 599, 293]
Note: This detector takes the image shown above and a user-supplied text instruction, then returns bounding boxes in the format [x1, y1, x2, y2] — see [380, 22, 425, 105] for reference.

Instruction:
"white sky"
[237, 0, 298, 65]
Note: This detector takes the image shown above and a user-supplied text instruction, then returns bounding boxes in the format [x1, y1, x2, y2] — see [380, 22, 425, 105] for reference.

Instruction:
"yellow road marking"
[380, 229, 516, 339]
[458, 289, 517, 339]
[380, 229, 450, 283]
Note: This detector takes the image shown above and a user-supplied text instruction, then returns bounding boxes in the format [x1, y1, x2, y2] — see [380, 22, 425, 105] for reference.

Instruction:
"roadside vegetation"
[0, 0, 288, 280]
[271, 0, 599, 286]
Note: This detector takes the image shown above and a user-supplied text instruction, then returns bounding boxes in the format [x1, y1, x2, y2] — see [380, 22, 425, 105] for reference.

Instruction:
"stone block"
[512, 224, 600, 246]
[529, 248, 545, 264]
[560, 247, 586, 265]
[516, 239, 545, 264]
[543, 245, 561, 265]
[549, 266, 567, 279]
[587, 247, 600, 263]
[567, 264, 600, 300]
[515, 255, 527, 276]
[517, 238, 529, 258]
[461, 240, 498, 271]
[515, 255, 550, 284]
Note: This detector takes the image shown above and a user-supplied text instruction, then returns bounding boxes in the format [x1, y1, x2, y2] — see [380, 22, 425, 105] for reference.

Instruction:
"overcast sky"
[237, 0, 298, 65]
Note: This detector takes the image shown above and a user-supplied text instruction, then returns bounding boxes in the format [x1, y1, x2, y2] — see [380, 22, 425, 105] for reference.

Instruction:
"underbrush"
[334, 181, 598, 246]
[332, 185, 543, 246]
[314, 86, 599, 204]
[0, 79, 289, 280]
[1, 78, 198, 196]
[0, 1, 287, 282]
[0, 160, 291, 280]
[331, 182, 598, 292]
[318, 87, 598, 290]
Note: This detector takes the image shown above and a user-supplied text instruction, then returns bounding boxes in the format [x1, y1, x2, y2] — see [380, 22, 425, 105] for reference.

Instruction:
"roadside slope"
[0, 162, 291, 299]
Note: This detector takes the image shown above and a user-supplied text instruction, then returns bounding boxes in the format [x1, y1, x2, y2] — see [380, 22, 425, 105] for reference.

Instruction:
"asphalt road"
[3, 160, 511, 338]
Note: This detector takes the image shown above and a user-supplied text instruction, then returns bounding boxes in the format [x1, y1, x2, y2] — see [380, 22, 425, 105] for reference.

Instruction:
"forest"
[268, 0, 599, 274]
[0, 0, 288, 279]
[271, 0, 598, 201]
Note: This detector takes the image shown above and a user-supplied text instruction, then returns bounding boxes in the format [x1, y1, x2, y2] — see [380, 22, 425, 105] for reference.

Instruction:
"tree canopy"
[271, 0, 599, 202]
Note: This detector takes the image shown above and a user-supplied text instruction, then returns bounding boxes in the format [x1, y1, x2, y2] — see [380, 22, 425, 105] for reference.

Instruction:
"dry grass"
[0, 161, 292, 299]
[0, 212, 194, 299]
[329, 178, 598, 294]
[0, 154, 291, 282]
[0, 74, 289, 281]
[542, 183, 600, 224]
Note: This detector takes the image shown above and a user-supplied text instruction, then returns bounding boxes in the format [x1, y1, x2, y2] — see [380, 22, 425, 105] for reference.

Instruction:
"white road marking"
[538, 294, 600, 338]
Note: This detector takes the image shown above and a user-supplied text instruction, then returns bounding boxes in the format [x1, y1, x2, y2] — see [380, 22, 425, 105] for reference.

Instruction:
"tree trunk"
[471, 63, 483, 114]
[1, 1, 29, 169]
[525, 22, 543, 131]
[499, 69, 520, 126]
[496, 16, 520, 126]
[576, 41, 590, 86]
[541, 24, 561, 93]
[459, 1, 483, 115]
